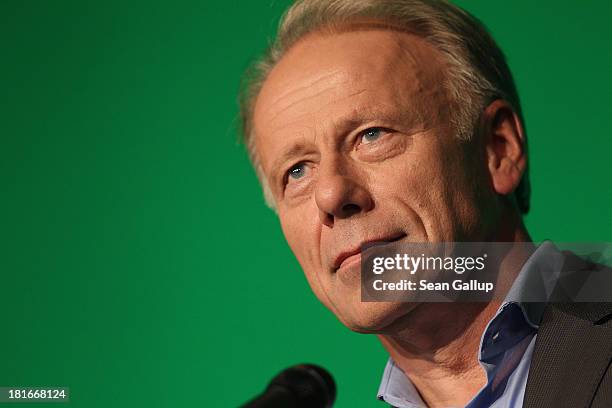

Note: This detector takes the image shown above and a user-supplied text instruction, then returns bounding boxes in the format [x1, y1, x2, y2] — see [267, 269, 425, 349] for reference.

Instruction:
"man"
[239, 0, 612, 406]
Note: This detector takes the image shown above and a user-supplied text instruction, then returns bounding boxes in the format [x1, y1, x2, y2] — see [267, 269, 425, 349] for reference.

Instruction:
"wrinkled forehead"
[253, 28, 450, 169]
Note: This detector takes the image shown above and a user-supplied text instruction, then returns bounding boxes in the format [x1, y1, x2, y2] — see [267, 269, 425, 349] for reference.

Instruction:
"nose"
[314, 161, 374, 227]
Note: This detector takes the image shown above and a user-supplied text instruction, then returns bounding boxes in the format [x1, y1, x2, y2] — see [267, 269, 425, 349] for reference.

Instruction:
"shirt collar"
[377, 240, 564, 407]
[377, 359, 427, 408]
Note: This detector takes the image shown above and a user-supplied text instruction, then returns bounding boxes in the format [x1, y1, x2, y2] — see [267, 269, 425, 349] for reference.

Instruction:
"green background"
[1, 1, 610, 407]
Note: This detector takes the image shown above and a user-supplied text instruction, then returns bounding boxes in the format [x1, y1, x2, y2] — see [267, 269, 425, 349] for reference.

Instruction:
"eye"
[287, 162, 308, 182]
[360, 127, 386, 144]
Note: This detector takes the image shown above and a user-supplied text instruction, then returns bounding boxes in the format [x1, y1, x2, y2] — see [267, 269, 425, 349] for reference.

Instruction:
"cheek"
[279, 208, 334, 308]
[368, 145, 465, 239]
[408, 145, 485, 238]
[278, 205, 322, 276]
[373, 155, 446, 210]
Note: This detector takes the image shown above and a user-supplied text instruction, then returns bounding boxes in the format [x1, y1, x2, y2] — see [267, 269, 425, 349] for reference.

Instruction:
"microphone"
[241, 363, 336, 408]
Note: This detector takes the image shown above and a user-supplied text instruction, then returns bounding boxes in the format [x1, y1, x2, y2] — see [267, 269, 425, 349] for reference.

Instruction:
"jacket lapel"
[524, 252, 612, 407]
[523, 301, 612, 407]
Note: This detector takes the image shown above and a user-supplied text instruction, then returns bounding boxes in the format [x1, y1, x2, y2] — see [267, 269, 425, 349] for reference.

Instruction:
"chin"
[334, 301, 416, 334]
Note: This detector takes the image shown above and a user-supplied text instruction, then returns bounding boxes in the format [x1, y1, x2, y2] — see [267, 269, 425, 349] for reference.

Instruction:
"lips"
[332, 232, 407, 272]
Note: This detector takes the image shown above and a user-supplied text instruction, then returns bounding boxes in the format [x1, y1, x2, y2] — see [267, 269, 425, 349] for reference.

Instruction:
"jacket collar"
[523, 251, 612, 408]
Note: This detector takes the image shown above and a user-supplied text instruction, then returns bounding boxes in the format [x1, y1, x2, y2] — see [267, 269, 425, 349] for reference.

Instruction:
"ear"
[481, 100, 527, 196]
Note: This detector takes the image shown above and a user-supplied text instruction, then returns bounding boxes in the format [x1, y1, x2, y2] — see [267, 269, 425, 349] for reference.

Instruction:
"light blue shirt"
[377, 241, 564, 408]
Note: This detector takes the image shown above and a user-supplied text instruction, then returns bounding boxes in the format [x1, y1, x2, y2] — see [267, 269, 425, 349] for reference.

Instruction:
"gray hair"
[239, 0, 530, 213]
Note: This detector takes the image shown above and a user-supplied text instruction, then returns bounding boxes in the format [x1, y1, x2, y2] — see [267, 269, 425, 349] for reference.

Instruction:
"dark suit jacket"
[523, 252, 612, 408]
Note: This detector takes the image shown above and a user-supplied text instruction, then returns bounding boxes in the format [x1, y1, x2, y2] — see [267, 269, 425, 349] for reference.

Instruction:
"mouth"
[333, 232, 407, 272]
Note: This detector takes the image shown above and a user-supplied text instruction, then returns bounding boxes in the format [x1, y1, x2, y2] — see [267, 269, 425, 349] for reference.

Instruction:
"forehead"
[253, 29, 449, 169]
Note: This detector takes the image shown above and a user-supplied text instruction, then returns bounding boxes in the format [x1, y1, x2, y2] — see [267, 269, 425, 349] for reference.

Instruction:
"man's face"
[253, 29, 494, 332]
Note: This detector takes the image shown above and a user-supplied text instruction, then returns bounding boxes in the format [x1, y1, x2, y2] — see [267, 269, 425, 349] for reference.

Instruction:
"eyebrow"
[266, 104, 425, 184]
[269, 142, 313, 185]
[330, 104, 425, 138]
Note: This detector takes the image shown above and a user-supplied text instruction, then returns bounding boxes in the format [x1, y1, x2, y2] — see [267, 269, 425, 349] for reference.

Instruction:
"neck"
[377, 215, 533, 407]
